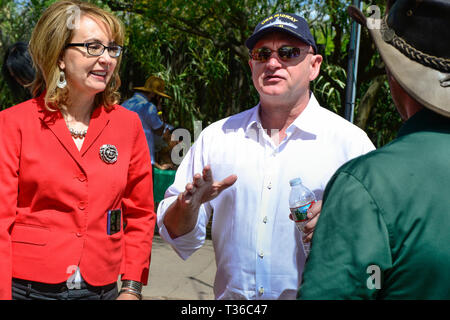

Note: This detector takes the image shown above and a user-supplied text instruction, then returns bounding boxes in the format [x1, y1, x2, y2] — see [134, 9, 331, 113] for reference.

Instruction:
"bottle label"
[290, 201, 314, 222]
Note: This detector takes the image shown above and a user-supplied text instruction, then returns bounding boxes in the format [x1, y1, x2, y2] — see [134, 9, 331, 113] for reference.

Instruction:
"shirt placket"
[255, 137, 278, 299]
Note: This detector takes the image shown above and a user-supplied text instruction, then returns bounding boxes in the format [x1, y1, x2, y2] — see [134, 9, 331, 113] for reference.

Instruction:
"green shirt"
[298, 109, 450, 299]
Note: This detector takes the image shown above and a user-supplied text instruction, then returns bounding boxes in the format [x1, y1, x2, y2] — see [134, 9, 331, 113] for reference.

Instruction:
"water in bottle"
[289, 177, 316, 257]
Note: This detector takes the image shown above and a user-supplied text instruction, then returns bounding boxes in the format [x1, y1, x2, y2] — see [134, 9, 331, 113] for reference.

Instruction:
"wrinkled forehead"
[253, 31, 310, 49]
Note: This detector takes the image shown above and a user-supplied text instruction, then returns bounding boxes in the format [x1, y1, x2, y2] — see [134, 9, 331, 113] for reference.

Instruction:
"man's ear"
[309, 54, 323, 82]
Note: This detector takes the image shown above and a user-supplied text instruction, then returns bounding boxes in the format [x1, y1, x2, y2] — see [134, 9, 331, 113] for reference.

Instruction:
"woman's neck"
[63, 93, 95, 124]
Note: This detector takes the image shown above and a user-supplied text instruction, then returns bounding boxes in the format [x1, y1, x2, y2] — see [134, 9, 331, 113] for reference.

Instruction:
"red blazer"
[0, 96, 155, 299]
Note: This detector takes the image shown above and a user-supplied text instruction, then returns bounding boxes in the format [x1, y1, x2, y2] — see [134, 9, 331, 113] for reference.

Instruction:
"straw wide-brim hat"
[348, 0, 450, 117]
[133, 76, 172, 99]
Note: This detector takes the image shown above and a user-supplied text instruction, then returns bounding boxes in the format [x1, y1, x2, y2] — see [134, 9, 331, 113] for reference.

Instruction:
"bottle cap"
[289, 177, 302, 186]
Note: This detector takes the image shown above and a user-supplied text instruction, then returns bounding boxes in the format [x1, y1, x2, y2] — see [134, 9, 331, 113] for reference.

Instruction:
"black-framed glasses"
[65, 42, 123, 58]
[250, 46, 311, 62]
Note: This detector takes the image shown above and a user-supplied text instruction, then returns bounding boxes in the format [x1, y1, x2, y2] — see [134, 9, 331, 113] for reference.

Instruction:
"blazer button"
[78, 201, 87, 210]
[76, 232, 83, 237]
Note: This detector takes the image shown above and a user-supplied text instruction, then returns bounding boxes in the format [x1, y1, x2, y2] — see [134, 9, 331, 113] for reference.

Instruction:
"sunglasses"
[65, 42, 123, 58]
[250, 46, 311, 62]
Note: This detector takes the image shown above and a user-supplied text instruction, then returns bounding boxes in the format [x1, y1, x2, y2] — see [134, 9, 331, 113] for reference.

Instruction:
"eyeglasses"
[249, 46, 312, 62]
[65, 42, 123, 58]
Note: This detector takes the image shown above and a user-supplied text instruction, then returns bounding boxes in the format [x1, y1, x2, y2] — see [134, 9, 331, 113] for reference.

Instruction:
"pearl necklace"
[69, 127, 88, 139]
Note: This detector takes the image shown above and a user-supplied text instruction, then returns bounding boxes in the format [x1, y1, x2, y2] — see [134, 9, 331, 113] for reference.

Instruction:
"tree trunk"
[355, 75, 385, 130]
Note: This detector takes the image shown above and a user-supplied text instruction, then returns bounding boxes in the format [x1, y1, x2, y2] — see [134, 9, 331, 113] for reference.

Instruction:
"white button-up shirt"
[157, 94, 375, 299]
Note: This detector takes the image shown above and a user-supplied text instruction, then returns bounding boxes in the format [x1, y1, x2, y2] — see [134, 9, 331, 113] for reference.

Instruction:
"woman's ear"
[58, 53, 65, 70]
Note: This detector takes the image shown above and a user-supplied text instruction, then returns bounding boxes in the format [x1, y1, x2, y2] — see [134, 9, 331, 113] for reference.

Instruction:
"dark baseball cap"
[245, 13, 317, 53]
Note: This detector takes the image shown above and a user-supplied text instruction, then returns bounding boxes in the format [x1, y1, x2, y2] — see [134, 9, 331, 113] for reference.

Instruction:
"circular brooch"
[99, 144, 118, 164]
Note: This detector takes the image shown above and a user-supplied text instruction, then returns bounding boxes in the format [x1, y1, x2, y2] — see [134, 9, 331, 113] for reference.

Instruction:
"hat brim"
[245, 27, 316, 53]
[349, 7, 450, 117]
[370, 26, 450, 117]
[133, 87, 172, 99]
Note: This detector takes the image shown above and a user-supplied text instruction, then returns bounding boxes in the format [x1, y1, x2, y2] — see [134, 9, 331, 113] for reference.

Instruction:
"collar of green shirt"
[397, 108, 450, 139]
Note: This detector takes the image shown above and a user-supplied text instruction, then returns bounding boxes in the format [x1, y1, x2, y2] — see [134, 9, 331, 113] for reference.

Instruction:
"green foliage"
[362, 80, 402, 146]
[308, 0, 403, 148]
[0, 0, 402, 147]
[111, 0, 342, 134]
[312, 63, 347, 114]
[0, 0, 58, 108]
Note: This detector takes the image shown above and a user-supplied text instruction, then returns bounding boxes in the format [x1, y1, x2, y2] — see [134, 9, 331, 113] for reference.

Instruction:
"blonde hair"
[29, 0, 124, 111]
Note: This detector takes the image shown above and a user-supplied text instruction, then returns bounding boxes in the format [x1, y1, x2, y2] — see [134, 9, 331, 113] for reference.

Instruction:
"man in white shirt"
[157, 12, 375, 300]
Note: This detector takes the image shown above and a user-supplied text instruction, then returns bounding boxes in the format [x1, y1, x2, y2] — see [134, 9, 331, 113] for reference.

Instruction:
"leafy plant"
[0, 0, 401, 148]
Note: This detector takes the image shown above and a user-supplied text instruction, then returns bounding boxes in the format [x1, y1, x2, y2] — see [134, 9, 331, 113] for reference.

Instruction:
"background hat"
[134, 76, 172, 99]
[245, 12, 318, 53]
[348, 0, 450, 117]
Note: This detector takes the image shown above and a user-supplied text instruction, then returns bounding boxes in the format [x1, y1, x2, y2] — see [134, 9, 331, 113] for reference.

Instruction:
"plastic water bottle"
[289, 177, 316, 257]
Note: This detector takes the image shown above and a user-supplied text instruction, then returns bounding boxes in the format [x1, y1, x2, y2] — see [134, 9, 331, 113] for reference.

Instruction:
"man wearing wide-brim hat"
[122, 76, 172, 167]
[298, 0, 450, 299]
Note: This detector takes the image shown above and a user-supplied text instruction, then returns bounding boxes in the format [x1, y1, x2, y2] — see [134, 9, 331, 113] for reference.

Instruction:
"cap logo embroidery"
[260, 17, 298, 30]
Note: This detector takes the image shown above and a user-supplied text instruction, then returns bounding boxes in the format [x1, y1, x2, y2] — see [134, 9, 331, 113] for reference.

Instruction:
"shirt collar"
[245, 102, 263, 134]
[134, 91, 148, 100]
[397, 108, 450, 138]
[245, 92, 321, 136]
[287, 93, 321, 135]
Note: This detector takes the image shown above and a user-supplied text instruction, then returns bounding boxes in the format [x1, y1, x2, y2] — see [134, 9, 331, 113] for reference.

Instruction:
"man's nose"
[266, 54, 283, 69]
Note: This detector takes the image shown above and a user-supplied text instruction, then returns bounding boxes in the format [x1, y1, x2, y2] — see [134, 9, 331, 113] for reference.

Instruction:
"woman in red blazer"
[0, 0, 155, 300]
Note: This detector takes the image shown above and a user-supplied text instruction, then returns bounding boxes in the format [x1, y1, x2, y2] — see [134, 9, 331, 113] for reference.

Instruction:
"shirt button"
[78, 201, 87, 210]
[76, 232, 83, 237]
[267, 182, 272, 189]
[77, 173, 86, 182]
[258, 287, 264, 295]
[259, 251, 264, 258]
[263, 216, 268, 224]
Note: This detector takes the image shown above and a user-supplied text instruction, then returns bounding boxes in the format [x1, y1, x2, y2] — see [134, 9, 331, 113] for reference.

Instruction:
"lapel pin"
[100, 144, 118, 164]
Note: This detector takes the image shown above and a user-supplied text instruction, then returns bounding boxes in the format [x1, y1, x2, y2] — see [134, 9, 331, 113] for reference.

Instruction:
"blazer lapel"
[80, 105, 110, 157]
[38, 103, 84, 166]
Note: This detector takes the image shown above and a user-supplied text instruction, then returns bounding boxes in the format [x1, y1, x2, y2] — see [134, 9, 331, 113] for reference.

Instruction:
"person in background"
[0, 0, 155, 300]
[2, 41, 35, 103]
[157, 12, 375, 300]
[122, 75, 173, 170]
[154, 126, 181, 171]
[298, 0, 450, 299]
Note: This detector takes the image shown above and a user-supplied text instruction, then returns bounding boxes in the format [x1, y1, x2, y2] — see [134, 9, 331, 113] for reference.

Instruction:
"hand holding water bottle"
[288, 178, 322, 257]
[291, 200, 322, 243]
